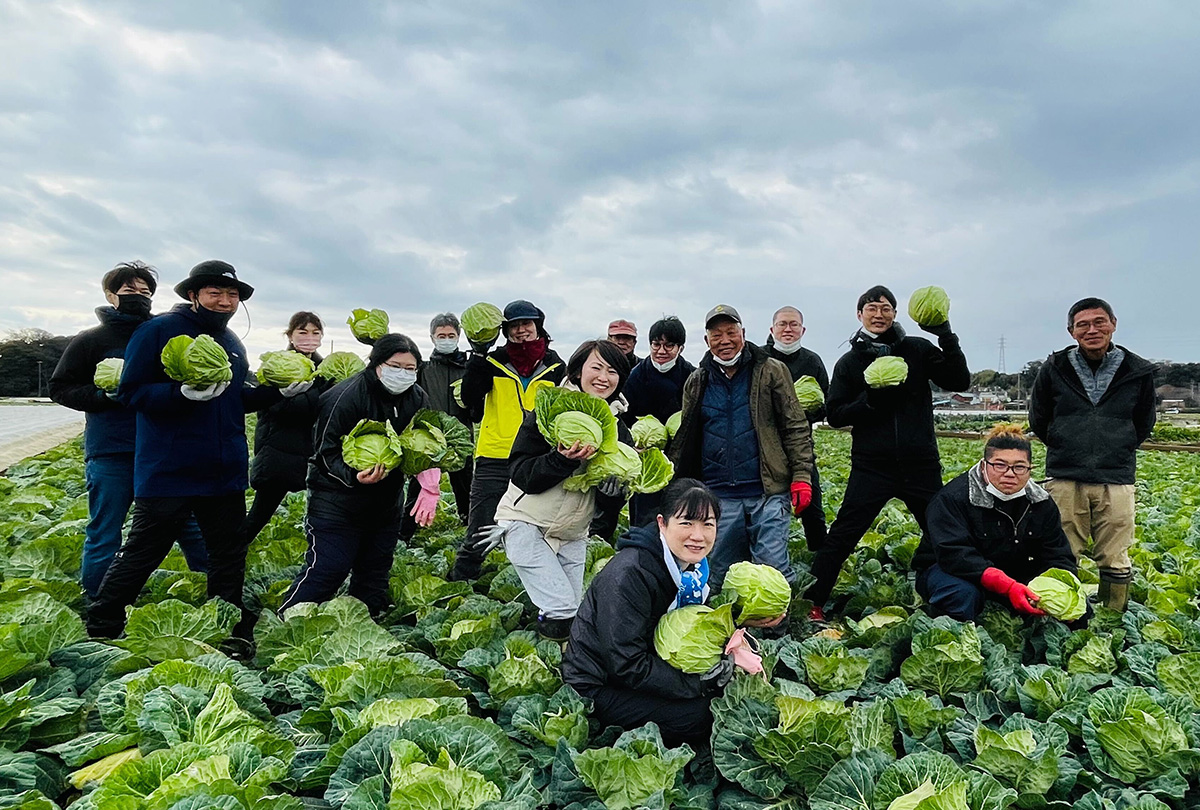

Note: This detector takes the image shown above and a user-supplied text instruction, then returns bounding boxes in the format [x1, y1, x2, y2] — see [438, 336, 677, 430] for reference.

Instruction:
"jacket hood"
[617, 522, 664, 554]
[94, 305, 149, 331]
[429, 349, 468, 368]
[849, 323, 907, 355]
[967, 460, 1051, 508]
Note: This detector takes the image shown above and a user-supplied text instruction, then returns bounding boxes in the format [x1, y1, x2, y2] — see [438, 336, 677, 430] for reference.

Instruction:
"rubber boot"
[1098, 570, 1132, 612]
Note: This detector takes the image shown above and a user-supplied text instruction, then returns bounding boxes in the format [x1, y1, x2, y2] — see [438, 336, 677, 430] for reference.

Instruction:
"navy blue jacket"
[623, 356, 696, 425]
[49, 307, 149, 460]
[699, 353, 762, 498]
[117, 304, 280, 498]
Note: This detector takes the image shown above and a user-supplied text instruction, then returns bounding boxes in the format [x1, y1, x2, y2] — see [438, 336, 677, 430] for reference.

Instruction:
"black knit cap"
[369, 333, 422, 367]
[174, 260, 255, 301]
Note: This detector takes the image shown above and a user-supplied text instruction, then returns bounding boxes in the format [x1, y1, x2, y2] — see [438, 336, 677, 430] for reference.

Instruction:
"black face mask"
[192, 303, 235, 331]
[116, 294, 152, 319]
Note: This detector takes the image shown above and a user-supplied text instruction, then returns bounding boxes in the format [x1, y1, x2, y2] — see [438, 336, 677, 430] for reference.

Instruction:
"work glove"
[790, 481, 812, 515]
[468, 335, 497, 356]
[700, 654, 735, 694]
[280, 380, 314, 398]
[597, 474, 630, 500]
[980, 567, 1045, 616]
[410, 468, 442, 527]
[471, 524, 509, 556]
[181, 381, 230, 402]
[920, 319, 954, 338]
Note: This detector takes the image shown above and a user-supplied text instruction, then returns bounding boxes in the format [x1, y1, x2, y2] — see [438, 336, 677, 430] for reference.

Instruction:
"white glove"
[280, 380, 314, 398]
[181, 381, 230, 401]
[470, 524, 509, 556]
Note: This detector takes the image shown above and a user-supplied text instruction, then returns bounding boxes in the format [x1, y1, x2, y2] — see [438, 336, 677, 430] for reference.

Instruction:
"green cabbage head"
[398, 422, 448, 476]
[551, 411, 605, 451]
[316, 351, 366, 383]
[864, 356, 909, 388]
[1027, 568, 1087, 621]
[631, 448, 674, 494]
[407, 409, 474, 472]
[665, 411, 682, 439]
[654, 603, 735, 673]
[94, 358, 124, 392]
[907, 285, 951, 327]
[160, 334, 233, 386]
[534, 387, 619, 454]
[256, 350, 316, 386]
[631, 415, 669, 450]
[563, 442, 642, 493]
[346, 308, 390, 341]
[461, 302, 505, 343]
[793, 375, 824, 412]
[724, 561, 792, 623]
[341, 418, 403, 472]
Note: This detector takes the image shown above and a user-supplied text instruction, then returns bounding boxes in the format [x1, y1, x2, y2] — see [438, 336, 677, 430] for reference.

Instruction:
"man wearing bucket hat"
[87, 260, 309, 655]
[607, 319, 640, 367]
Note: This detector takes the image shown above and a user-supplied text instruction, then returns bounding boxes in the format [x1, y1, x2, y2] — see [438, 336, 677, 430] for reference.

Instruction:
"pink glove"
[410, 468, 442, 527]
[725, 628, 764, 675]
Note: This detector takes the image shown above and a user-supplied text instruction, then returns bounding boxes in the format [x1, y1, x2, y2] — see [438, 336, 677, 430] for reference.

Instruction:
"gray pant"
[709, 492, 795, 588]
[501, 520, 587, 619]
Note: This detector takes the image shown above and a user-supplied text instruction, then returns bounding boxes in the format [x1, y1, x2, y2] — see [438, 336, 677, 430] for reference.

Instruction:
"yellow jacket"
[474, 356, 564, 458]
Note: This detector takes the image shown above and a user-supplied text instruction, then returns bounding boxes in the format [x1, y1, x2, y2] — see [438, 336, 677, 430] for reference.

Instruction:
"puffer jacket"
[250, 350, 327, 491]
[460, 345, 565, 459]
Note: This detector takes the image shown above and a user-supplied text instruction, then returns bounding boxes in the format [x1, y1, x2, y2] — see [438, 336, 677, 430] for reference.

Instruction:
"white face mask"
[772, 336, 803, 355]
[981, 463, 1026, 501]
[651, 357, 677, 373]
[379, 366, 417, 394]
[292, 336, 321, 354]
[712, 350, 742, 368]
[433, 337, 459, 355]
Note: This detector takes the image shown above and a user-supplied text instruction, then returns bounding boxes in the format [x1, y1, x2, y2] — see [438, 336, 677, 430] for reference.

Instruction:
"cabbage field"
[2, 430, 1200, 809]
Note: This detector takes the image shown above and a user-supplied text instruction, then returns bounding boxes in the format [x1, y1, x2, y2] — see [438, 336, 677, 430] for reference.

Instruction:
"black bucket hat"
[174, 260, 255, 301]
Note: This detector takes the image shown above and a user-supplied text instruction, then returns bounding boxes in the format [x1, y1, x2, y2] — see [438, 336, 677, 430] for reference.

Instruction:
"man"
[804, 285, 970, 621]
[87, 261, 308, 651]
[450, 300, 565, 581]
[49, 262, 207, 600]
[623, 316, 695, 425]
[1029, 297, 1156, 611]
[764, 306, 830, 551]
[608, 319, 640, 367]
[669, 304, 814, 587]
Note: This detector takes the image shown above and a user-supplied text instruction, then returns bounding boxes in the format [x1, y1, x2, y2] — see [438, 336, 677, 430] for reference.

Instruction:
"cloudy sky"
[2, 1, 1198, 372]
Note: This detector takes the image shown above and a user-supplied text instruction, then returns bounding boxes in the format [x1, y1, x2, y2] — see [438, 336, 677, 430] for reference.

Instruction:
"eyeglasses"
[650, 341, 678, 351]
[862, 304, 894, 315]
[985, 460, 1032, 476]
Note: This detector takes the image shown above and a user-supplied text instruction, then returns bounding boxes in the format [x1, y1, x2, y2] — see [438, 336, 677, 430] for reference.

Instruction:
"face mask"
[981, 463, 1026, 501]
[433, 337, 459, 355]
[292, 336, 321, 354]
[857, 328, 880, 340]
[117, 294, 152, 319]
[193, 303, 234, 331]
[712, 350, 742, 368]
[378, 366, 417, 395]
[651, 356, 677, 373]
[772, 336, 803, 355]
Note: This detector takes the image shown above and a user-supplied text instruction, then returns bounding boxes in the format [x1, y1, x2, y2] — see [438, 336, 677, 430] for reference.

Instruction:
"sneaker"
[808, 606, 827, 623]
[536, 614, 573, 642]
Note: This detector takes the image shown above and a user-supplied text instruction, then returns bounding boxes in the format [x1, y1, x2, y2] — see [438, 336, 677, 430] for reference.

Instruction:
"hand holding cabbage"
[1027, 568, 1088, 621]
[461, 302, 505, 349]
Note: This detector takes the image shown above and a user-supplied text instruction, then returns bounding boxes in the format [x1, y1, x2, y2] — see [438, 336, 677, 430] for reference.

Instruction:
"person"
[449, 300, 566, 581]
[669, 305, 815, 588]
[562, 478, 743, 749]
[914, 425, 1077, 621]
[607, 318, 640, 367]
[49, 262, 207, 600]
[804, 285, 970, 621]
[764, 305, 830, 551]
[87, 261, 304, 649]
[399, 313, 473, 544]
[241, 312, 328, 543]
[1029, 297, 1156, 611]
[622, 316, 695, 527]
[280, 333, 441, 616]
[470, 340, 633, 640]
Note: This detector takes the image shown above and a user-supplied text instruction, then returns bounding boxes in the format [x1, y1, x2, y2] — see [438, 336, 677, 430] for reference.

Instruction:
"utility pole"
[37, 360, 44, 398]
[998, 335, 1007, 375]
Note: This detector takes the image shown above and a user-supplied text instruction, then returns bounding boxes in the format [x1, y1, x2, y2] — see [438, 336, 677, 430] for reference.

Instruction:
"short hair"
[649, 316, 686, 345]
[287, 311, 323, 335]
[856, 285, 897, 312]
[1068, 297, 1115, 328]
[657, 478, 722, 523]
[430, 312, 461, 334]
[983, 423, 1032, 462]
[102, 261, 158, 296]
[369, 333, 422, 367]
[772, 306, 803, 324]
[566, 339, 631, 401]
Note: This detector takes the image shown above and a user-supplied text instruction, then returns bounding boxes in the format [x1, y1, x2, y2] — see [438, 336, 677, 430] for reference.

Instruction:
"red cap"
[607, 319, 637, 337]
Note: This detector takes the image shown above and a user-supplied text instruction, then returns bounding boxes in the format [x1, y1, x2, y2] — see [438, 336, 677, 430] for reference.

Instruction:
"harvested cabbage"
[864, 356, 909, 388]
[347, 308, 389, 342]
[907, 285, 951, 327]
[534, 387, 618, 454]
[665, 411, 682, 439]
[160, 334, 233, 386]
[1027, 568, 1088, 622]
[316, 351, 366, 383]
[256, 350, 316, 386]
[461, 302, 505, 343]
[654, 603, 736, 673]
[724, 562, 792, 624]
[341, 419, 403, 472]
[94, 358, 124, 392]
[563, 442, 642, 493]
[551, 411, 605, 451]
[630, 448, 674, 495]
[793, 376, 824, 412]
[631, 415, 669, 450]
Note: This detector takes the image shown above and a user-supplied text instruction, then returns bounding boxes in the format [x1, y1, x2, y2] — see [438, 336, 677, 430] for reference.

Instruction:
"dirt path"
[0, 422, 84, 472]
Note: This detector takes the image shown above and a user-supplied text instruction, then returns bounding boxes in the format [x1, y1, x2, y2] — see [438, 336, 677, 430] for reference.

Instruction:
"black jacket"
[250, 350, 327, 491]
[826, 325, 970, 463]
[49, 307, 149, 460]
[307, 368, 430, 514]
[1028, 346, 1156, 484]
[562, 524, 704, 700]
[764, 336, 830, 422]
[418, 349, 472, 427]
[914, 466, 1077, 584]
[623, 356, 696, 425]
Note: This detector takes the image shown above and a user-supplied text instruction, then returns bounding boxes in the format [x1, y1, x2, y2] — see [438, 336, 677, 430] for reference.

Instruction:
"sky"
[1, 1, 1198, 372]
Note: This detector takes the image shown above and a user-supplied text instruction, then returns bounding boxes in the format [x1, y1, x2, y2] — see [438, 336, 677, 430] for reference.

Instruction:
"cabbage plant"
[630, 448, 673, 495]
[563, 443, 642, 493]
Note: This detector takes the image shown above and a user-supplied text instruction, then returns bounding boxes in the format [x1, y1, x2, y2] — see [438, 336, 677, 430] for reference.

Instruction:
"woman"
[280, 334, 441, 617]
[913, 424, 1078, 622]
[242, 312, 328, 543]
[561, 478, 738, 750]
[482, 339, 633, 640]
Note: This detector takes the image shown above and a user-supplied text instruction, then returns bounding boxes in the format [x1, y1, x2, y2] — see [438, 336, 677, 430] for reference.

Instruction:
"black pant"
[398, 465, 472, 543]
[800, 465, 828, 551]
[279, 496, 399, 616]
[88, 493, 253, 639]
[449, 457, 509, 580]
[805, 459, 942, 607]
[587, 686, 712, 749]
[628, 490, 662, 529]
[241, 483, 293, 544]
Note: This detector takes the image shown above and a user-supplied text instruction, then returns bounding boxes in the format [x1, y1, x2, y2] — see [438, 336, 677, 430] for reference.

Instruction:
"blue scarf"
[660, 534, 710, 611]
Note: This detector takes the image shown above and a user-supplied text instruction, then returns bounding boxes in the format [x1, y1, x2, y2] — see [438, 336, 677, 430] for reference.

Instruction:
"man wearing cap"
[608, 319, 640, 367]
[87, 260, 310, 652]
[669, 305, 815, 588]
[450, 299, 566, 581]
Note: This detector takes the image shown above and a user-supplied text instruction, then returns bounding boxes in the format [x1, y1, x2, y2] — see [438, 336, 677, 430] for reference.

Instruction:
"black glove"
[866, 384, 904, 410]
[920, 319, 953, 338]
[468, 336, 497, 356]
[597, 474, 630, 499]
[700, 655, 735, 694]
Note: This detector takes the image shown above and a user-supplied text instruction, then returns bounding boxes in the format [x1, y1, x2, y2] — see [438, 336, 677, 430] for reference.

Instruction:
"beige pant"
[1043, 479, 1136, 575]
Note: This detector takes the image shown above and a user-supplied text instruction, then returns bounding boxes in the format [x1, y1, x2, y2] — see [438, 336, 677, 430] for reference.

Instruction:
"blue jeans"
[916, 564, 985, 622]
[710, 492, 795, 587]
[83, 455, 208, 597]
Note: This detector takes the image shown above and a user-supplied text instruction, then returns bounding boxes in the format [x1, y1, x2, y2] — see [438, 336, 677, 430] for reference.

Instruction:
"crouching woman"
[913, 424, 1077, 622]
[562, 478, 735, 749]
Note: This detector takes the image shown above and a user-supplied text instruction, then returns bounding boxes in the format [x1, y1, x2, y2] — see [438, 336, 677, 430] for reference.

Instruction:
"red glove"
[790, 482, 812, 515]
[980, 567, 1045, 616]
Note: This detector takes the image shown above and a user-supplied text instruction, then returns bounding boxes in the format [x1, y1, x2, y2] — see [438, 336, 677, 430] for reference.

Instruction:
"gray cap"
[704, 304, 742, 328]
